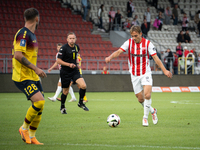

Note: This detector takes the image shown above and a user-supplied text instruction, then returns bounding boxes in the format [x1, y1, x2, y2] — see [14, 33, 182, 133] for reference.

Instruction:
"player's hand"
[69, 63, 76, 68]
[35, 68, 47, 78]
[48, 69, 51, 73]
[164, 70, 172, 79]
[105, 57, 111, 63]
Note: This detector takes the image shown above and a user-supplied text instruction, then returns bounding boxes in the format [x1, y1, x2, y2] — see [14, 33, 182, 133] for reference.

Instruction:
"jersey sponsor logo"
[60, 48, 63, 51]
[72, 50, 75, 52]
[20, 39, 26, 47]
[32, 40, 36, 43]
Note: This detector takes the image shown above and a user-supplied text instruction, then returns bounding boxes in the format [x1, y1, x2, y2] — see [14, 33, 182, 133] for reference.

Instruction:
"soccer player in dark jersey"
[57, 32, 89, 114]
[12, 8, 46, 145]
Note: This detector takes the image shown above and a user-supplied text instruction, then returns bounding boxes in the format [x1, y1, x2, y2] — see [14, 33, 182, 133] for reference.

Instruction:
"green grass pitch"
[0, 92, 200, 150]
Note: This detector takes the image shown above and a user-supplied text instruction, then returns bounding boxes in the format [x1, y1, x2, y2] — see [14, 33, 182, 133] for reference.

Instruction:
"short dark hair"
[24, 8, 39, 21]
[57, 43, 62, 46]
[67, 32, 76, 38]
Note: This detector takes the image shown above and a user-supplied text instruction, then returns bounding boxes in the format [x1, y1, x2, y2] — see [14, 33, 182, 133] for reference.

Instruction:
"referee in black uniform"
[57, 32, 89, 114]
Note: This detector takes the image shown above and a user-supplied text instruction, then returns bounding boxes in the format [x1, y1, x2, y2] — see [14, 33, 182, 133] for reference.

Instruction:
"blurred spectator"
[123, 18, 131, 31]
[184, 30, 193, 43]
[141, 19, 149, 38]
[81, 0, 88, 22]
[191, 48, 198, 66]
[144, 7, 151, 32]
[127, 0, 135, 17]
[86, 0, 91, 21]
[165, 48, 173, 71]
[182, 13, 189, 31]
[177, 30, 185, 43]
[134, 15, 140, 26]
[172, 4, 178, 25]
[131, 17, 137, 26]
[152, 0, 158, 9]
[97, 4, 105, 32]
[114, 9, 122, 31]
[183, 46, 190, 57]
[176, 42, 183, 58]
[101, 66, 110, 74]
[153, 11, 163, 30]
[198, 53, 200, 67]
[108, 6, 116, 31]
[194, 10, 200, 37]
[164, 6, 172, 25]
[173, 52, 178, 74]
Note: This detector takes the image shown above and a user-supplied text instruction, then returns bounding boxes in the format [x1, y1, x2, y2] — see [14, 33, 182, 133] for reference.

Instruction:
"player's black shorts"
[14, 80, 44, 100]
[60, 68, 82, 88]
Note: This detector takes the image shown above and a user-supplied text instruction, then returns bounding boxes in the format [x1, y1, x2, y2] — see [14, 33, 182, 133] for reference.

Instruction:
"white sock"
[141, 101, 154, 114]
[53, 86, 62, 99]
[69, 86, 76, 100]
[143, 99, 152, 119]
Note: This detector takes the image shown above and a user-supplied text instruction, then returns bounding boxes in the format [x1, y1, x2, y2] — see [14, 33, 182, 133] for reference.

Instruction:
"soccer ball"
[107, 114, 120, 127]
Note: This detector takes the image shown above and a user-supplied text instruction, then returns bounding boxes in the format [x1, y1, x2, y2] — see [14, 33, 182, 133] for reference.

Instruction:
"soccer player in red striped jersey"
[105, 26, 172, 127]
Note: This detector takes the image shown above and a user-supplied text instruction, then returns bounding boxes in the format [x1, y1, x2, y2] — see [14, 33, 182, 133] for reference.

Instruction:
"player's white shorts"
[59, 78, 61, 82]
[130, 73, 153, 94]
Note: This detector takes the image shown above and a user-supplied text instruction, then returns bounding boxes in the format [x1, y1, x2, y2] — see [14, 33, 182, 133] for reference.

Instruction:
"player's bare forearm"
[152, 55, 172, 78]
[105, 49, 123, 63]
[50, 62, 58, 70]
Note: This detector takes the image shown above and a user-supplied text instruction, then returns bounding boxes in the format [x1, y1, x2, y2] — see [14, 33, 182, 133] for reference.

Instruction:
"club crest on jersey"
[20, 39, 26, 47]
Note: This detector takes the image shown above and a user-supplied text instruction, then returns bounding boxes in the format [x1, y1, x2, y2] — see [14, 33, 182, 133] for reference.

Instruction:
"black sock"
[79, 88, 86, 104]
[61, 93, 67, 109]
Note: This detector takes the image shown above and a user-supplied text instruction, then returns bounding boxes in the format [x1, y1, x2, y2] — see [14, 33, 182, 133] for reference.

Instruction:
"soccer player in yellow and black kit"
[12, 8, 46, 145]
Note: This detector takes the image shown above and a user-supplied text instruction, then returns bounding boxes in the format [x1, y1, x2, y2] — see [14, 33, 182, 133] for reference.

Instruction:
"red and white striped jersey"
[56, 52, 61, 70]
[120, 37, 157, 76]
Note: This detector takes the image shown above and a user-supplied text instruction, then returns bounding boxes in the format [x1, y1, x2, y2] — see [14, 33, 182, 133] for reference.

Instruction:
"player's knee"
[144, 93, 151, 100]
[80, 84, 87, 89]
[62, 88, 69, 95]
[33, 100, 45, 111]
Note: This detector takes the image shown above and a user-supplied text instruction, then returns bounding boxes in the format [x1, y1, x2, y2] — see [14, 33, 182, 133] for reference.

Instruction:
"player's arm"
[105, 49, 124, 63]
[48, 61, 58, 73]
[57, 58, 76, 68]
[14, 51, 47, 77]
[152, 54, 172, 78]
[76, 58, 81, 69]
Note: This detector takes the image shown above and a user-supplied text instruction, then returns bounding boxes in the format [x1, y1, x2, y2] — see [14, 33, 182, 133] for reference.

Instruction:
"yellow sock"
[23, 101, 45, 127]
[83, 95, 87, 101]
[22, 122, 29, 130]
[29, 129, 36, 138]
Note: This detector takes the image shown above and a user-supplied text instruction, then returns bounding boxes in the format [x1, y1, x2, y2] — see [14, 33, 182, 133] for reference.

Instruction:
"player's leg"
[48, 78, 62, 102]
[60, 70, 71, 114]
[77, 83, 88, 103]
[68, 81, 77, 102]
[76, 78, 89, 111]
[28, 81, 45, 145]
[60, 87, 69, 114]
[15, 80, 45, 144]
[142, 74, 158, 125]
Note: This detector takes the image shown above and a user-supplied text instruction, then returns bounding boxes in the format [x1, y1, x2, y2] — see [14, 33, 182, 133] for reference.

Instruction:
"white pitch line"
[1, 143, 200, 149]
[48, 143, 200, 149]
